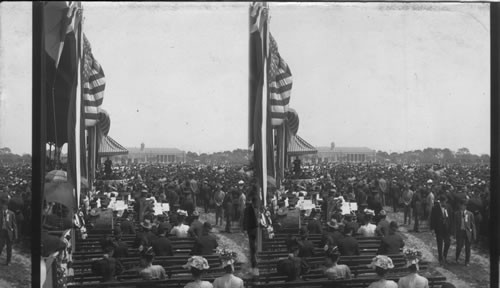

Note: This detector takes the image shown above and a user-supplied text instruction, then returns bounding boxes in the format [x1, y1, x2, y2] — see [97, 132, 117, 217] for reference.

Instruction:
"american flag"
[268, 33, 292, 126]
[82, 34, 106, 128]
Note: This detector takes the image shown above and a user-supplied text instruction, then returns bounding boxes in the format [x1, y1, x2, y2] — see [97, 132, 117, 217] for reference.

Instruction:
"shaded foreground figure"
[91, 244, 124, 284]
[243, 195, 259, 275]
[366, 255, 397, 288]
[323, 246, 351, 280]
[183, 256, 213, 288]
[0, 195, 17, 265]
[377, 221, 404, 256]
[276, 238, 310, 282]
[139, 247, 166, 280]
[191, 222, 218, 255]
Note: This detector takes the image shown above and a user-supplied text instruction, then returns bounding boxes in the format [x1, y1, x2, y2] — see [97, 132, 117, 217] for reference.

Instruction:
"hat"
[368, 255, 395, 270]
[183, 256, 210, 270]
[141, 189, 148, 194]
[192, 210, 200, 217]
[324, 244, 339, 257]
[89, 208, 99, 217]
[403, 248, 423, 269]
[216, 247, 238, 268]
[427, 179, 433, 184]
[140, 219, 153, 230]
[177, 209, 188, 216]
[238, 180, 244, 185]
[364, 209, 375, 216]
[379, 210, 386, 216]
[327, 219, 339, 229]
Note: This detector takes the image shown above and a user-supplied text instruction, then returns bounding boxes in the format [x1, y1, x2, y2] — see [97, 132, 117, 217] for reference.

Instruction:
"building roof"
[98, 135, 128, 157]
[316, 146, 375, 153]
[288, 135, 317, 156]
[127, 147, 185, 155]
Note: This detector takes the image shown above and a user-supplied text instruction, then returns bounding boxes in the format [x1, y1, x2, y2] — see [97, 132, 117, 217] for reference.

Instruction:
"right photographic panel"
[249, 3, 490, 288]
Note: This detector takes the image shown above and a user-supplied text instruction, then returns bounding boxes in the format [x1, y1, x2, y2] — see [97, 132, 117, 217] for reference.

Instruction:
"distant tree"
[0, 147, 11, 154]
[457, 147, 470, 155]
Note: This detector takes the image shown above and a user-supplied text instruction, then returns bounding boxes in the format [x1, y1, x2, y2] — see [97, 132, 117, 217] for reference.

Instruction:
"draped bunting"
[83, 34, 106, 127]
[286, 108, 299, 135]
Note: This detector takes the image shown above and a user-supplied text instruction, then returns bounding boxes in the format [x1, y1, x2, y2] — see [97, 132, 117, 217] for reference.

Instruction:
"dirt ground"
[201, 207, 493, 287]
[0, 241, 32, 288]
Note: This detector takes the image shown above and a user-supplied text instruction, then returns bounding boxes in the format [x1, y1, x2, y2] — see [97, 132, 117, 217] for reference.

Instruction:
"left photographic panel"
[0, 2, 33, 288]
[33, 2, 250, 288]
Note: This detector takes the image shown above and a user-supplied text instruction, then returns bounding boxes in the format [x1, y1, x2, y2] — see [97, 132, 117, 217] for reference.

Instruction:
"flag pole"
[75, 4, 83, 210]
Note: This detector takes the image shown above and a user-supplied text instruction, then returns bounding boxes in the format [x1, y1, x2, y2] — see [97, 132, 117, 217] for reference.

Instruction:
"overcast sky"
[0, 2, 491, 155]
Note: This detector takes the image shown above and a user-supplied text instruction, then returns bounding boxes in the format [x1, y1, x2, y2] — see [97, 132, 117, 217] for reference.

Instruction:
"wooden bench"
[249, 275, 446, 288]
[68, 276, 252, 288]
[70, 262, 243, 284]
[71, 253, 220, 272]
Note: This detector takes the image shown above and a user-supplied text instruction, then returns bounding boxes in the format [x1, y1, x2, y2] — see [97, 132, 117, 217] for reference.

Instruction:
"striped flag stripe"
[83, 33, 106, 128]
[268, 33, 293, 126]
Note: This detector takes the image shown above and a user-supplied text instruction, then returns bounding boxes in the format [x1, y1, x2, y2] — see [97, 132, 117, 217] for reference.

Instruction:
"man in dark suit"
[243, 195, 259, 275]
[188, 210, 203, 239]
[112, 227, 129, 259]
[430, 195, 452, 264]
[152, 226, 174, 256]
[306, 213, 323, 235]
[411, 188, 423, 232]
[338, 227, 360, 256]
[343, 214, 359, 235]
[191, 222, 218, 255]
[297, 227, 315, 258]
[91, 244, 124, 283]
[454, 200, 476, 266]
[377, 221, 404, 255]
[0, 198, 17, 265]
[119, 212, 136, 235]
[134, 219, 157, 252]
[375, 210, 390, 237]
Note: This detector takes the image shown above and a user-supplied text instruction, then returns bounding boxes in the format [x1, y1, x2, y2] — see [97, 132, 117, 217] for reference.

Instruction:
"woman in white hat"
[366, 255, 397, 288]
[170, 210, 190, 238]
[398, 248, 429, 288]
[212, 248, 244, 288]
[183, 256, 213, 288]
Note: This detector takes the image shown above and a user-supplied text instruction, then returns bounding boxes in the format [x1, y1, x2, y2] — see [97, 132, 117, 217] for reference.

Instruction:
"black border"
[32, 1, 43, 286]
[490, 3, 499, 288]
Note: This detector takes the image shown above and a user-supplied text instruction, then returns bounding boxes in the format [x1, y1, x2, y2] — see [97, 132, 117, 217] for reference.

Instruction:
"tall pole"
[33, 2, 45, 285]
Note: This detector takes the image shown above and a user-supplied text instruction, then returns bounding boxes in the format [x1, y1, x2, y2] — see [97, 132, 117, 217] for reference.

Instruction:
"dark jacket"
[430, 202, 452, 236]
[243, 203, 258, 232]
[375, 219, 390, 237]
[112, 240, 129, 259]
[298, 239, 315, 258]
[134, 230, 157, 249]
[191, 234, 218, 255]
[0, 209, 18, 240]
[307, 219, 323, 234]
[152, 236, 174, 256]
[119, 219, 136, 235]
[91, 257, 123, 282]
[377, 232, 404, 255]
[188, 219, 204, 239]
[338, 235, 360, 256]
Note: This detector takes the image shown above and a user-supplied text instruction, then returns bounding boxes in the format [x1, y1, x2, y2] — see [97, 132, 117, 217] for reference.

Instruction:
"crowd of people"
[34, 158, 491, 287]
[0, 164, 32, 265]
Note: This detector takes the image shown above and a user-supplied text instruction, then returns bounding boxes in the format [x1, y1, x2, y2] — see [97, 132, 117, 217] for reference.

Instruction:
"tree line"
[376, 147, 489, 165]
